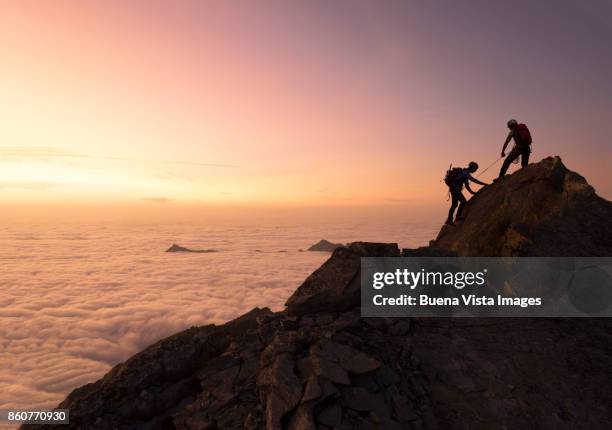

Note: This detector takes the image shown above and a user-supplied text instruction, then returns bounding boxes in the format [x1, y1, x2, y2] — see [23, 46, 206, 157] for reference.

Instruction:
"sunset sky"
[2, 0, 611, 209]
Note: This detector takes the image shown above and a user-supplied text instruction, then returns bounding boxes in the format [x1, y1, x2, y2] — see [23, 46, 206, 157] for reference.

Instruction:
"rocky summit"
[433, 156, 612, 256]
[27, 158, 612, 430]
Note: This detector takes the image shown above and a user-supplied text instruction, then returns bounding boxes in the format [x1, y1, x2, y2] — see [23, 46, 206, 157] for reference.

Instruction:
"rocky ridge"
[433, 156, 611, 256]
[27, 157, 612, 430]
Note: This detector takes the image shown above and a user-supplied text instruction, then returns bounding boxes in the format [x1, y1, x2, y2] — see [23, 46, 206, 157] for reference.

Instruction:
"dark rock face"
[411, 317, 612, 430]
[432, 157, 612, 256]
[307, 240, 344, 252]
[27, 159, 612, 429]
[166, 244, 218, 253]
[402, 247, 458, 257]
[285, 242, 400, 316]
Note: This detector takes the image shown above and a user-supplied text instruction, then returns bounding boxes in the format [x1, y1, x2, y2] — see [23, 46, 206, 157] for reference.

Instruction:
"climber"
[444, 162, 488, 226]
[495, 119, 532, 181]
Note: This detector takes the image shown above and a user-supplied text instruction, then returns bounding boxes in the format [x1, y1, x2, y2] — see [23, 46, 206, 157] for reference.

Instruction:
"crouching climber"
[444, 161, 488, 226]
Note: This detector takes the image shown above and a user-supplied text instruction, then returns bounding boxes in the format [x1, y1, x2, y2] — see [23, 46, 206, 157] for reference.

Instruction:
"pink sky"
[2, 0, 611, 209]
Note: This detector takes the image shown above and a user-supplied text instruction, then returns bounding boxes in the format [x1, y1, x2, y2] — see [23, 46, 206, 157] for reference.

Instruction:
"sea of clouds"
[0, 220, 437, 418]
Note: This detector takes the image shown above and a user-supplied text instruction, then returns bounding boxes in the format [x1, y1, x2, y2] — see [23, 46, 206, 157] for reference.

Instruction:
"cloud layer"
[0, 221, 436, 412]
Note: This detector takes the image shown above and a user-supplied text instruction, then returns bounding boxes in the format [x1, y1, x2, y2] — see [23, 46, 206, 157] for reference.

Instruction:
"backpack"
[444, 166, 464, 187]
[516, 123, 532, 146]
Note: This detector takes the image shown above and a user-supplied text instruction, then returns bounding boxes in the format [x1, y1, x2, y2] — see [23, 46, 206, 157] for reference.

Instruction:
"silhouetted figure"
[444, 161, 488, 226]
[496, 119, 532, 180]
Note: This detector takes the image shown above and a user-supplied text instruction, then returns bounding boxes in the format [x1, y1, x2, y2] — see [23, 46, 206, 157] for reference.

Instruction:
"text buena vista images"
[371, 268, 542, 308]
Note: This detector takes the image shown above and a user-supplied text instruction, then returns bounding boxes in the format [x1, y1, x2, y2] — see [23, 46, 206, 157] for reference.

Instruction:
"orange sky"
[2, 1, 611, 210]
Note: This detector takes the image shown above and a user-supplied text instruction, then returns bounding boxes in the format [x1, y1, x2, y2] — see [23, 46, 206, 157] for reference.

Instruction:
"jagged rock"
[389, 319, 411, 336]
[286, 403, 317, 430]
[316, 403, 343, 427]
[340, 387, 386, 413]
[309, 345, 350, 385]
[285, 246, 362, 316]
[349, 242, 401, 257]
[316, 340, 381, 375]
[301, 376, 322, 403]
[332, 309, 362, 331]
[309, 376, 341, 406]
[260, 331, 299, 368]
[375, 366, 401, 387]
[258, 353, 302, 430]
[432, 157, 612, 256]
[391, 393, 416, 422]
[285, 242, 399, 316]
[166, 243, 218, 253]
[350, 372, 381, 392]
[174, 413, 215, 430]
[307, 239, 344, 252]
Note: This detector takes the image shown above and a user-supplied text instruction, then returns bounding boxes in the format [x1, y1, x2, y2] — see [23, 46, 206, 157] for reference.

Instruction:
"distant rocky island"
[166, 244, 219, 253]
[307, 240, 344, 252]
[29, 157, 612, 430]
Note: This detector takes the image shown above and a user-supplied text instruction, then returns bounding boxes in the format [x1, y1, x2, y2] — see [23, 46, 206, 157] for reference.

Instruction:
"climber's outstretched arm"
[465, 182, 476, 195]
[468, 174, 487, 186]
[501, 131, 513, 157]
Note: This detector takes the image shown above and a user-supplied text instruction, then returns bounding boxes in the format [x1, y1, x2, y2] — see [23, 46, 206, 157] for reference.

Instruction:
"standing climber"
[444, 162, 488, 226]
[496, 119, 532, 180]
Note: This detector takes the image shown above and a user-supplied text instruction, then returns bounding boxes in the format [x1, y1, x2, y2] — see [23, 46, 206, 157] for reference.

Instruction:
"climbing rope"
[476, 156, 503, 178]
